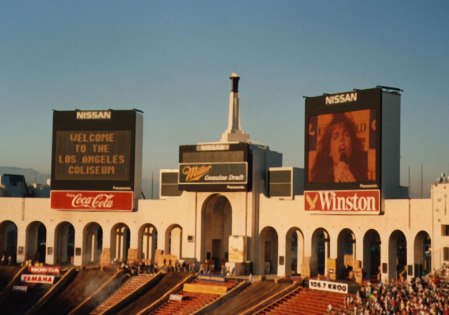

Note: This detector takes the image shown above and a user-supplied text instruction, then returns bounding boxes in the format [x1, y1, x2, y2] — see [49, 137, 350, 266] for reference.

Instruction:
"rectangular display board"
[51, 110, 137, 190]
[304, 190, 380, 214]
[51, 110, 142, 211]
[51, 191, 134, 211]
[21, 274, 55, 284]
[305, 88, 381, 191]
[53, 130, 131, 181]
[178, 162, 248, 191]
[309, 279, 348, 294]
[178, 143, 251, 192]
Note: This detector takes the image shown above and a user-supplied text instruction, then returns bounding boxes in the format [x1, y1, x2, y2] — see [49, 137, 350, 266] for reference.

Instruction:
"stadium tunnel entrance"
[55, 221, 74, 264]
[166, 224, 182, 260]
[363, 229, 381, 281]
[0, 220, 17, 263]
[26, 221, 46, 263]
[201, 194, 232, 271]
[139, 224, 157, 263]
[285, 227, 304, 276]
[83, 222, 103, 265]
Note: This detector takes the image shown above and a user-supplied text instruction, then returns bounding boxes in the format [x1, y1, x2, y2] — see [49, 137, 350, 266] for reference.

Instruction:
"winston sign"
[305, 190, 380, 214]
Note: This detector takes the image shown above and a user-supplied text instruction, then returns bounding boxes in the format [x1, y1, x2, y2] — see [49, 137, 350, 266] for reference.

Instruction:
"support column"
[277, 233, 286, 277]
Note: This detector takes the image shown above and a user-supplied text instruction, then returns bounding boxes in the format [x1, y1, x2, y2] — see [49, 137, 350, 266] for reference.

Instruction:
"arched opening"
[389, 230, 407, 280]
[26, 221, 46, 263]
[363, 229, 381, 281]
[166, 225, 182, 259]
[311, 228, 329, 277]
[337, 229, 355, 279]
[55, 222, 75, 264]
[285, 228, 304, 276]
[0, 221, 18, 263]
[259, 226, 278, 275]
[110, 223, 130, 263]
[83, 222, 103, 265]
[201, 194, 232, 271]
[138, 224, 157, 263]
[414, 231, 431, 277]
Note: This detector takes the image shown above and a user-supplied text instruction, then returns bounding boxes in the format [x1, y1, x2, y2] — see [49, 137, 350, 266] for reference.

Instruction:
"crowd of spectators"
[0, 252, 13, 265]
[112, 257, 197, 275]
[340, 265, 449, 314]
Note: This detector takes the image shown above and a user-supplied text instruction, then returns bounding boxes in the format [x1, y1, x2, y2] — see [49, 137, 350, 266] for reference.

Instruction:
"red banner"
[28, 266, 61, 274]
[21, 274, 55, 284]
[51, 191, 133, 211]
[305, 190, 380, 213]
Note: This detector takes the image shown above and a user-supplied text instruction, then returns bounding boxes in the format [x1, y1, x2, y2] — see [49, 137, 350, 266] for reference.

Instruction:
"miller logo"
[182, 165, 212, 182]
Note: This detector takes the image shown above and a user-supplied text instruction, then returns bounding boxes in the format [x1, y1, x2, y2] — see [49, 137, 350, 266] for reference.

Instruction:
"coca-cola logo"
[51, 191, 133, 211]
[68, 193, 115, 209]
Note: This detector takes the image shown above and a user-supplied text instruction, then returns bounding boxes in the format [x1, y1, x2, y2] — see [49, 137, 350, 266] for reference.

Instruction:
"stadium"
[1, 74, 448, 313]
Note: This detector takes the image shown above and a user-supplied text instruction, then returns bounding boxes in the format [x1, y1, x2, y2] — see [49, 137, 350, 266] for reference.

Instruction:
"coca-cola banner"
[305, 190, 380, 214]
[51, 191, 133, 211]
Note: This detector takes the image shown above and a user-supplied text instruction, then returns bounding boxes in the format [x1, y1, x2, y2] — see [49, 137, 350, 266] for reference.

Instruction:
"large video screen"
[51, 110, 137, 191]
[305, 88, 381, 191]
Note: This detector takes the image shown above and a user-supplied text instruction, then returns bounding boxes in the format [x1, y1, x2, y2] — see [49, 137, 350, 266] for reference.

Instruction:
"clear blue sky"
[1, 1, 448, 197]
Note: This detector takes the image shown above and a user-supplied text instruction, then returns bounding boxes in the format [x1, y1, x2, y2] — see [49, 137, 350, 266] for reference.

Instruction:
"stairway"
[90, 274, 154, 314]
[259, 287, 351, 315]
[151, 279, 239, 314]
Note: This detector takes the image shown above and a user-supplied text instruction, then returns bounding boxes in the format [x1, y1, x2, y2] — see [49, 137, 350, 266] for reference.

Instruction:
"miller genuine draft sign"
[178, 143, 250, 192]
[51, 110, 142, 211]
[178, 162, 248, 191]
[179, 163, 247, 184]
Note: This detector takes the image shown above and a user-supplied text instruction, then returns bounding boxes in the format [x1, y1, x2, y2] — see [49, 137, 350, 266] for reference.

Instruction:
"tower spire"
[220, 73, 250, 143]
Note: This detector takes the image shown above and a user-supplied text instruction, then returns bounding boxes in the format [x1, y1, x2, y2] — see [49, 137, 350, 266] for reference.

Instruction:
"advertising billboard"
[305, 88, 381, 191]
[304, 190, 380, 214]
[178, 143, 250, 192]
[51, 110, 142, 211]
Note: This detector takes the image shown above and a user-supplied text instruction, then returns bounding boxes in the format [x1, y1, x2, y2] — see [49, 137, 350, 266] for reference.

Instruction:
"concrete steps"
[259, 287, 351, 315]
[90, 274, 154, 314]
[151, 278, 239, 314]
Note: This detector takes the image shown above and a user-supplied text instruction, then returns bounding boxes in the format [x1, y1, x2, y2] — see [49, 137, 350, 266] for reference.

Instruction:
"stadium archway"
[139, 224, 157, 263]
[110, 223, 130, 263]
[414, 231, 431, 277]
[201, 194, 232, 270]
[311, 228, 329, 277]
[166, 224, 182, 259]
[337, 229, 356, 279]
[259, 226, 278, 274]
[0, 221, 17, 263]
[83, 222, 103, 265]
[389, 230, 407, 279]
[285, 227, 304, 276]
[363, 229, 381, 280]
[26, 221, 46, 263]
[54, 221, 74, 264]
